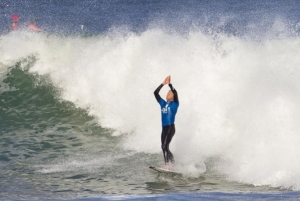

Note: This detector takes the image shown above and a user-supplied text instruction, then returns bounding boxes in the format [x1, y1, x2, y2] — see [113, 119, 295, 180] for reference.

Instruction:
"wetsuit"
[154, 84, 179, 165]
[11, 22, 18, 31]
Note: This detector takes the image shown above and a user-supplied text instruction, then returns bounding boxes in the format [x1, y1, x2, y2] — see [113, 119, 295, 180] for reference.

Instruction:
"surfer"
[154, 75, 179, 170]
[27, 19, 42, 32]
[11, 14, 19, 31]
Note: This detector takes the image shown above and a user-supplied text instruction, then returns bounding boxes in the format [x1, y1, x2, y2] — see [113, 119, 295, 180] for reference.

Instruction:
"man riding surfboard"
[154, 75, 179, 170]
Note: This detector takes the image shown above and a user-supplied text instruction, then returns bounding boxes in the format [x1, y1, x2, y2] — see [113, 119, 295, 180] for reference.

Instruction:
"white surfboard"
[149, 166, 181, 174]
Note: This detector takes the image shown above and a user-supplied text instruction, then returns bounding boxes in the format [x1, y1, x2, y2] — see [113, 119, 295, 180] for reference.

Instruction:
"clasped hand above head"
[162, 75, 171, 85]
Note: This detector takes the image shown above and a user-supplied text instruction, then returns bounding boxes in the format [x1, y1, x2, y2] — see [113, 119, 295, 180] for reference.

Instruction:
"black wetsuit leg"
[161, 124, 175, 164]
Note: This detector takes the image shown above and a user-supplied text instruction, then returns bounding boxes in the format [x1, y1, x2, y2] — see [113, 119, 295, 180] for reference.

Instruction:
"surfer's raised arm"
[154, 75, 170, 102]
[168, 76, 178, 103]
[154, 84, 163, 102]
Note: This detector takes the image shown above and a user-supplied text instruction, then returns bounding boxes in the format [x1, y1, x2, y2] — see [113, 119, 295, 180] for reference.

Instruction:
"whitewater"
[1, 25, 300, 191]
[1, 0, 300, 199]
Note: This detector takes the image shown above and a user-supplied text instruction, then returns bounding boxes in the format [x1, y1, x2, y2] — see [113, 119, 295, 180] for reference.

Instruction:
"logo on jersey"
[162, 104, 169, 114]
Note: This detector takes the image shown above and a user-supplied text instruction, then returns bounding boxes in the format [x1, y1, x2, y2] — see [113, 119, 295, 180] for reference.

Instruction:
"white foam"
[2, 28, 300, 189]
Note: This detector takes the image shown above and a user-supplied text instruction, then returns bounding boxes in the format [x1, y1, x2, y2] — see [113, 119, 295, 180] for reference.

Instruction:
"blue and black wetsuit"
[154, 84, 179, 165]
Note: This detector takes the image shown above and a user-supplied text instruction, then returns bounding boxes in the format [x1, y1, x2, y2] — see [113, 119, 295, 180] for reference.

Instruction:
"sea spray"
[1, 27, 300, 189]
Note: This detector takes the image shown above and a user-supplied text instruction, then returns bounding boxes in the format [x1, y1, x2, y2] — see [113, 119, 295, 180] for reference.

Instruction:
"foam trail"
[2, 28, 300, 189]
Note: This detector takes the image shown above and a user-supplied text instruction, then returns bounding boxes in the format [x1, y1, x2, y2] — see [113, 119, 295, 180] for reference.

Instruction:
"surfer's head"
[12, 14, 19, 22]
[166, 90, 174, 101]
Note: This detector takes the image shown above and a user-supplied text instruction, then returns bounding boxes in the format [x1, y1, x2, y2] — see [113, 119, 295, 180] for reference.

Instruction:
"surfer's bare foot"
[162, 164, 169, 170]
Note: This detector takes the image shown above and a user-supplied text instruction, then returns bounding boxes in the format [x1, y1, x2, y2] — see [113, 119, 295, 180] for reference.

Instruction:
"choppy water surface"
[1, 0, 300, 200]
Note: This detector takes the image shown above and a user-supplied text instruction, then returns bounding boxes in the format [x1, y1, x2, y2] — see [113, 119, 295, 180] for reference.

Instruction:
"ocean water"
[1, 0, 300, 200]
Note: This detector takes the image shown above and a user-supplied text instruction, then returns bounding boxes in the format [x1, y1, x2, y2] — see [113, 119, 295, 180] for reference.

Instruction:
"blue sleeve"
[158, 98, 166, 107]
